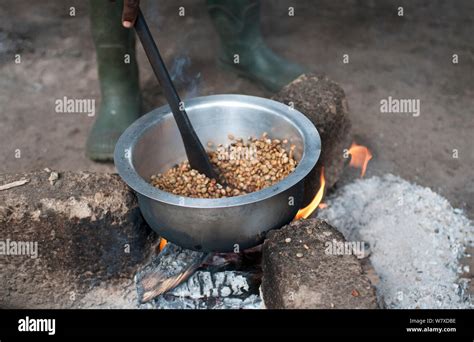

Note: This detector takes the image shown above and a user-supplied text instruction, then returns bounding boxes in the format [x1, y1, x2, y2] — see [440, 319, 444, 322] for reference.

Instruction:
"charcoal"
[153, 293, 262, 310]
[150, 270, 262, 309]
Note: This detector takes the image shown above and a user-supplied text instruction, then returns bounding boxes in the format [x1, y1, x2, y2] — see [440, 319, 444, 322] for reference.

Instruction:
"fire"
[294, 168, 326, 220]
[159, 237, 167, 251]
[348, 142, 372, 177]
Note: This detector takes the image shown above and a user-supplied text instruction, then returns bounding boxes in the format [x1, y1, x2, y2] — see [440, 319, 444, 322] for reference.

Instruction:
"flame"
[348, 143, 372, 178]
[159, 238, 167, 251]
[295, 168, 326, 220]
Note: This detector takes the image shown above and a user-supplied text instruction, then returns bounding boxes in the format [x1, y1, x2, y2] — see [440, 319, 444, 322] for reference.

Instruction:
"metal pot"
[114, 94, 321, 252]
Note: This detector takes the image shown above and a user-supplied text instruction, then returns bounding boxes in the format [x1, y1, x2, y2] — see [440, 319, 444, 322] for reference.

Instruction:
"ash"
[146, 270, 263, 309]
[317, 174, 473, 309]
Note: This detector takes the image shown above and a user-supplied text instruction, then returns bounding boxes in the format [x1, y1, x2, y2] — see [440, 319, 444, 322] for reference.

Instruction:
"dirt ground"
[0, 0, 472, 218]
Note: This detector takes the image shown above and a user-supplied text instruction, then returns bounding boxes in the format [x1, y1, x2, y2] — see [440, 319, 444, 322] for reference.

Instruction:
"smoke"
[141, 1, 202, 99]
[169, 53, 202, 100]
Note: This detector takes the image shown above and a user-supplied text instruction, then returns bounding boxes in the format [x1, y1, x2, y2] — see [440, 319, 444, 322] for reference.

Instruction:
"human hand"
[122, 0, 140, 28]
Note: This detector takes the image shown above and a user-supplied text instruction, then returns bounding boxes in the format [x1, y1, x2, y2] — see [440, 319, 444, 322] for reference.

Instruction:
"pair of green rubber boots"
[87, 0, 306, 161]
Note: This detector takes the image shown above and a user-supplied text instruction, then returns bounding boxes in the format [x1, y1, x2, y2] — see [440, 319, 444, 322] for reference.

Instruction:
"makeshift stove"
[111, 75, 358, 308]
[131, 143, 372, 309]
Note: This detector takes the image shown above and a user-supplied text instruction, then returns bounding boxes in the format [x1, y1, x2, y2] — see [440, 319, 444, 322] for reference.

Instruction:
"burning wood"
[135, 242, 210, 303]
[135, 242, 263, 305]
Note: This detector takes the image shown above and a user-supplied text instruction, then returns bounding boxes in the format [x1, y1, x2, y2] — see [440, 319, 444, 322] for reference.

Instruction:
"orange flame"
[348, 143, 372, 178]
[159, 238, 167, 251]
[295, 168, 326, 220]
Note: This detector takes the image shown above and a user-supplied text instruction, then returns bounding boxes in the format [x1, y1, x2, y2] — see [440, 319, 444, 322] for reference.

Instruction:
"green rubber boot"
[87, 0, 141, 162]
[207, 0, 307, 92]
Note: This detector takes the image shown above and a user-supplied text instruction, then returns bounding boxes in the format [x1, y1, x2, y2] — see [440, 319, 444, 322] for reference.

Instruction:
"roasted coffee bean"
[150, 134, 297, 198]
